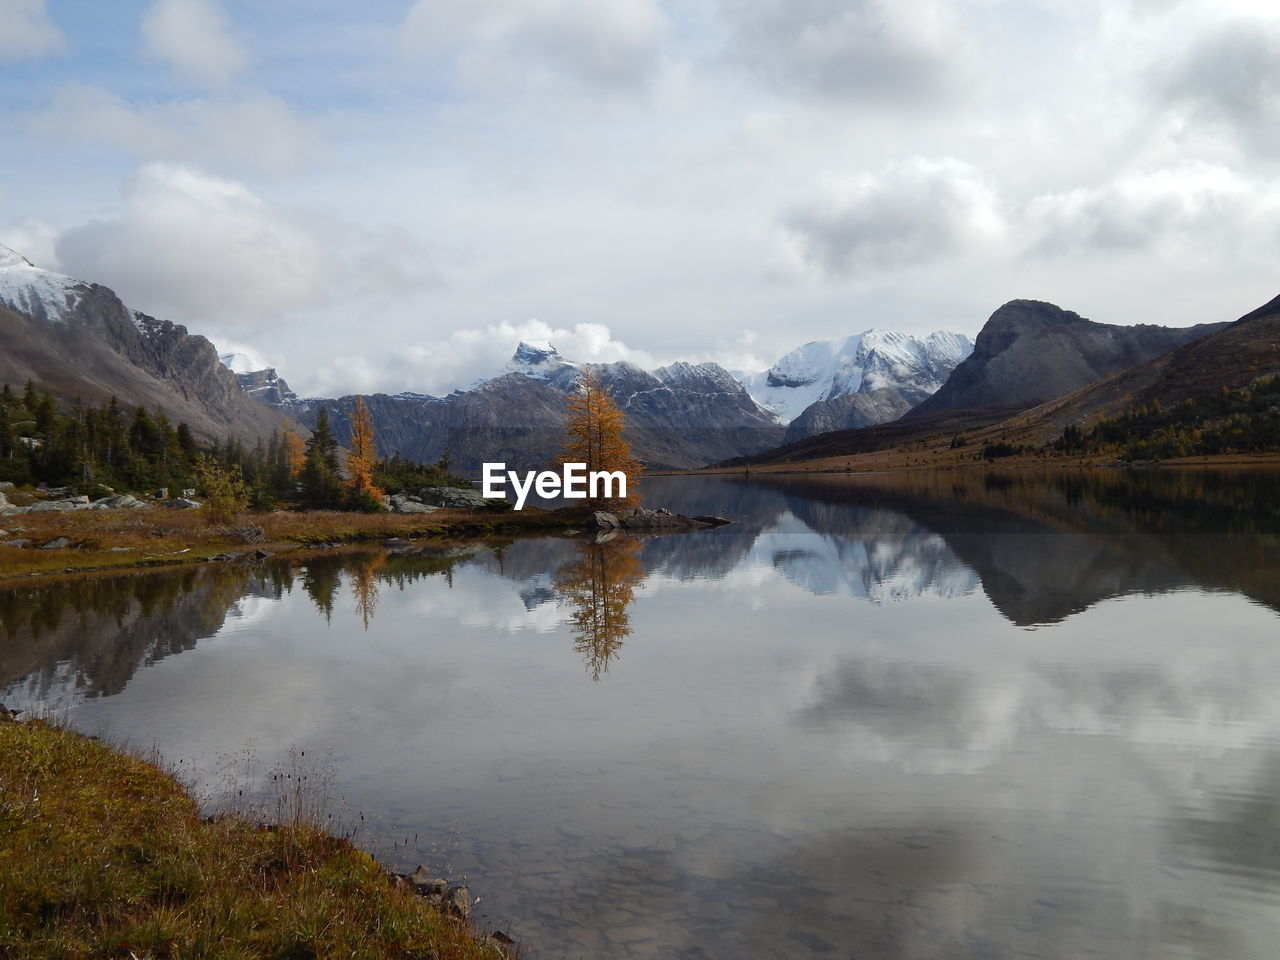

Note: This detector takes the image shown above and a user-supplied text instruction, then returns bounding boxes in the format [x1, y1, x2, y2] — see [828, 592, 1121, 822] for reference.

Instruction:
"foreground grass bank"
[0, 716, 512, 960]
[0, 504, 583, 582]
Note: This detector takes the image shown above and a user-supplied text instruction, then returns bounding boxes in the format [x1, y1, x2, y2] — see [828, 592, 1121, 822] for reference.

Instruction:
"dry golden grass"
[0, 717, 516, 960]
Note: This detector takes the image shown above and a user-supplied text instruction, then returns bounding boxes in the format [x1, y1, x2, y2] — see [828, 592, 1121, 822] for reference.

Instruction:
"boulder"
[27, 500, 77, 513]
[165, 498, 202, 509]
[2, 539, 32, 548]
[0, 481, 14, 491]
[417, 486, 491, 509]
[619, 507, 699, 529]
[93, 494, 144, 510]
[588, 511, 619, 530]
[443, 885, 472, 918]
[408, 867, 449, 898]
[389, 494, 440, 515]
[0, 492, 7, 509]
[39, 537, 71, 550]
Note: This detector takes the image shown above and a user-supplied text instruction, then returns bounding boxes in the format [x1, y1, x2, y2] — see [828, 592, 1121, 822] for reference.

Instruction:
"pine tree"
[344, 396, 383, 509]
[307, 407, 340, 472]
[559, 369, 641, 506]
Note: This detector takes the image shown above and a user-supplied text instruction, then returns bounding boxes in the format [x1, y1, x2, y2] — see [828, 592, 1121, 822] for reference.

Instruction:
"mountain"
[738, 329, 972, 440]
[991, 291, 1280, 446]
[263, 343, 785, 473]
[0, 244, 298, 444]
[910, 299, 1226, 417]
[220, 354, 299, 407]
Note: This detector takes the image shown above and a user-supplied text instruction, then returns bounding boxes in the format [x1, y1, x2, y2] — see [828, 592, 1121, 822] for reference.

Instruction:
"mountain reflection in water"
[3, 469, 1280, 960]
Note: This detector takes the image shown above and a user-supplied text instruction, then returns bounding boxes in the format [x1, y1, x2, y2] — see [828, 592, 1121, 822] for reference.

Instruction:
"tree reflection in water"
[350, 554, 387, 631]
[553, 536, 646, 680]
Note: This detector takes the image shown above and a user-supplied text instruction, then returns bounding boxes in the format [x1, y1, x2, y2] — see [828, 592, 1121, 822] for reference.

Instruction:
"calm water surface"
[5, 470, 1280, 959]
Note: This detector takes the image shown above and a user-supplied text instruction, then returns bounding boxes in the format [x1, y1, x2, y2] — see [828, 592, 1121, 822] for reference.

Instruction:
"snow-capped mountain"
[739, 329, 973, 424]
[220, 354, 300, 407]
[0, 244, 89, 325]
[0, 243, 297, 444]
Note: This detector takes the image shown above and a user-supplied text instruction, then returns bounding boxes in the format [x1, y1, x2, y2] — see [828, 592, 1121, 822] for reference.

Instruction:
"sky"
[2, 0, 1279, 398]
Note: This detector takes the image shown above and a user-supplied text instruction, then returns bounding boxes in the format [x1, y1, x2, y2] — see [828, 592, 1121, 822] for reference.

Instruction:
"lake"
[4, 469, 1280, 959]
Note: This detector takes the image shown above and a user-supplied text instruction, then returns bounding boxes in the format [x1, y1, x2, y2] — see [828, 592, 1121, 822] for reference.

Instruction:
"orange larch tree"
[559, 368, 641, 507]
[345, 396, 383, 505]
[282, 429, 305, 479]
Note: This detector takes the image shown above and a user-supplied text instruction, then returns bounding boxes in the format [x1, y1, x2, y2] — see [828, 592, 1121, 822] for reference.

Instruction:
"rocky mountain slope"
[738, 329, 972, 440]
[991, 291, 1280, 446]
[0, 245, 298, 445]
[262, 343, 785, 473]
[909, 300, 1226, 417]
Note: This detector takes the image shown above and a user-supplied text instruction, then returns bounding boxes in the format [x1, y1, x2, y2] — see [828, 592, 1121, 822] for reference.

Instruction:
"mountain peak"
[0, 243, 35, 269]
[511, 341, 562, 365]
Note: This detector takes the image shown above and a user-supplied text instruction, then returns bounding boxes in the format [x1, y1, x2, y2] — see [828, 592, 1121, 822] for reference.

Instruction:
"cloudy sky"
[2, 0, 1279, 397]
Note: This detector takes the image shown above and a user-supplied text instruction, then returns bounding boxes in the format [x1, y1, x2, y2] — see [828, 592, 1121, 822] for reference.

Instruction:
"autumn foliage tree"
[344, 396, 384, 510]
[560, 369, 641, 507]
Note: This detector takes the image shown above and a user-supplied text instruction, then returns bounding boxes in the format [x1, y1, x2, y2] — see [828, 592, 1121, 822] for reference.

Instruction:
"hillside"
[0, 246, 298, 445]
[909, 300, 1226, 417]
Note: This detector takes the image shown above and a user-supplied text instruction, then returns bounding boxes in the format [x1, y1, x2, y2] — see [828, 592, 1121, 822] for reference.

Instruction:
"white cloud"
[400, 0, 667, 92]
[0, 217, 61, 270]
[1152, 17, 1280, 156]
[304, 319, 656, 398]
[779, 158, 1006, 278]
[141, 0, 248, 86]
[35, 85, 317, 175]
[0, 0, 64, 60]
[53, 163, 438, 328]
[718, 0, 973, 104]
[1026, 164, 1280, 259]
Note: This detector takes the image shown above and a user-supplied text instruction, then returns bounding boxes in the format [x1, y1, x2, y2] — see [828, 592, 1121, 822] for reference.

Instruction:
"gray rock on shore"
[388, 494, 441, 514]
[415, 486, 502, 510]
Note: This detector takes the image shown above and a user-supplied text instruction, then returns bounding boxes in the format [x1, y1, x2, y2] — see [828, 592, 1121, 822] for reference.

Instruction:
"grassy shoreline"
[0, 715, 516, 959]
[0, 504, 587, 583]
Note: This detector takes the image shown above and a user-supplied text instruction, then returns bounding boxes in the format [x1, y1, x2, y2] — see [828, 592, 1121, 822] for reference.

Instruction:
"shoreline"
[0, 503, 588, 584]
[0, 713, 518, 958]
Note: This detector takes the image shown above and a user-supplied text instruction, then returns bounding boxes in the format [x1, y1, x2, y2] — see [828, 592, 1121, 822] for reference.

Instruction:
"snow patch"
[0, 243, 88, 325]
[739, 329, 974, 423]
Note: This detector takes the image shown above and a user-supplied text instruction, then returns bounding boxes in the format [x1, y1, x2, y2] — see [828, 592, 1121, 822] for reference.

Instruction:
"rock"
[40, 537, 71, 550]
[0, 492, 7, 510]
[165, 498, 202, 509]
[619, 507, 702, 529]
[3, 539, 32, 548]
[93, 494, 143, 510]
[416, 486, 491, 509]
[408, 867, 449, 898]
[67, 495, 90, 505]
[0, 481, 14, 491]
[253, 549, 272, 559]
[0, 506, 27, 515]
[588, 510, 619, 530]
[442, 885, 472, 917]
[389, 494, 440, 515]
[27, 499, 77, 513]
